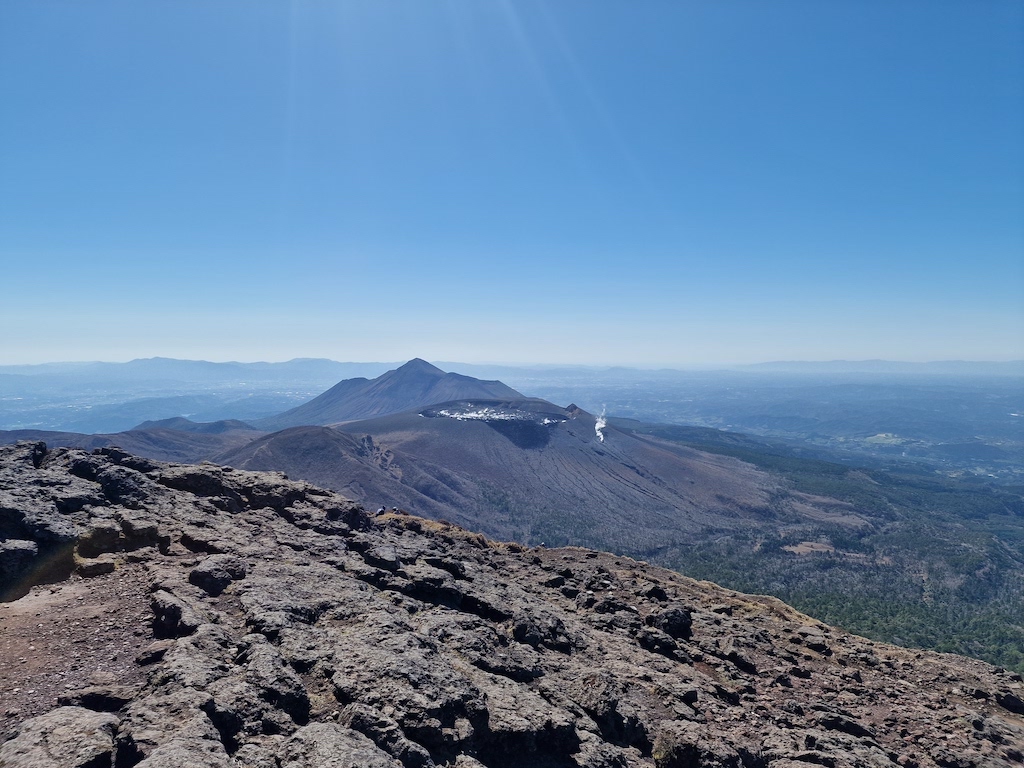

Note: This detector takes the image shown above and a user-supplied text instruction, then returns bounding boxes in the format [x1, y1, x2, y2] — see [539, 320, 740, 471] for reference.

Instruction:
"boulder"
[0, 539, 37, 596]
[151, 589, 202, 638]
[277, 722, 404, 767]
[0, 706, 118, 768]
[646, 606, 693, 640]
[188, 553, 247, 596]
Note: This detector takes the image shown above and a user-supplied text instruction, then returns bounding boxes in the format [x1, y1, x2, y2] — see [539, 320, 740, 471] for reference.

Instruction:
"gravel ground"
[0, 562, 151, 741]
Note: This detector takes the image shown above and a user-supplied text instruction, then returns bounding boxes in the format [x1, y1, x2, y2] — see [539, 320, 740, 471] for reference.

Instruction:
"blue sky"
[1, 1, 1021, 365]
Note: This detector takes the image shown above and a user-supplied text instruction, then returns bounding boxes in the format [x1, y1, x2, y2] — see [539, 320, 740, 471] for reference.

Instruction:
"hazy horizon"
[2, 2, 1021, 365]
[1, 354, 1021, 371]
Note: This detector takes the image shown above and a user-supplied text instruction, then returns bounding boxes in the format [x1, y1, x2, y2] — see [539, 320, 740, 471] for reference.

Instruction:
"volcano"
[221, 398, 866, 559]
[254, 359, 523, 431]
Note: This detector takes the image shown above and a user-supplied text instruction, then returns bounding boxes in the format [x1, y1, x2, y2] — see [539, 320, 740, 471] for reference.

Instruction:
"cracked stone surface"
[1, 441, 1023, 767]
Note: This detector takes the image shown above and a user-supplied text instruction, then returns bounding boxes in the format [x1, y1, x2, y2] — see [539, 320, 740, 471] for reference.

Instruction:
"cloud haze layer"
[1, 2, 1021, 364]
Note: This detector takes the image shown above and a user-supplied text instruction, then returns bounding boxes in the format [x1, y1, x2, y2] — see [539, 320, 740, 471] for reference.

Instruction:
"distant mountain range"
[0, 358, 401, 434]
[739, 360, 1024, 375]
[0, 357, 397, 381]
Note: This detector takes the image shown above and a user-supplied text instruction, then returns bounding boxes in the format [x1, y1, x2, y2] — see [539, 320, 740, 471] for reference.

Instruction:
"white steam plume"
[595, 406, 607, 443]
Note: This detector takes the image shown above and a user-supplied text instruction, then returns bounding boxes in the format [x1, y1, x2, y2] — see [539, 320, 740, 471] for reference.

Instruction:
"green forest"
[624, 422, 1024, 674]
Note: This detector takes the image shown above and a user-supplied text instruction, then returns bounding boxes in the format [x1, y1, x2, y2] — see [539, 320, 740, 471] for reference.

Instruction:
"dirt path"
[0, 563, 152, 740]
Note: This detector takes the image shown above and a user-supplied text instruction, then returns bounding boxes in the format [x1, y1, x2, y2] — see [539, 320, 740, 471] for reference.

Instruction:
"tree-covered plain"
[622, 423, 1024, 673]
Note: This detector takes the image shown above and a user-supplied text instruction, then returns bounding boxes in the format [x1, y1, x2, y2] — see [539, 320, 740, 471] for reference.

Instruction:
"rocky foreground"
[0, 442, 1022, 768]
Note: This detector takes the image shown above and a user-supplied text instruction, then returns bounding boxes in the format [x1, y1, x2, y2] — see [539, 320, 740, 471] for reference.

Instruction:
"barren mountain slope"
[0, 420, 263, 464]
[255, 359, 523, 431]
[1, 441, 1023, 768]
[223, 399, 868, 555]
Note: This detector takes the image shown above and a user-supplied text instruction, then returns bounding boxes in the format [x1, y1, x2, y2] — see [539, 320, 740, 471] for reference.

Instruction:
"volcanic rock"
[0, 441, 1022, 767]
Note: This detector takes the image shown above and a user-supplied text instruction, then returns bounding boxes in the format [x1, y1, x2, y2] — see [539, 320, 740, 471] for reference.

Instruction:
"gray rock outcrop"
[0, 441, 1022, 768]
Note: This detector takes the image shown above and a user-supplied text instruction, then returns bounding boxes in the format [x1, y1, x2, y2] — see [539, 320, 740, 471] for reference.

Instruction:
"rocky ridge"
[1, 441, 1023, 767]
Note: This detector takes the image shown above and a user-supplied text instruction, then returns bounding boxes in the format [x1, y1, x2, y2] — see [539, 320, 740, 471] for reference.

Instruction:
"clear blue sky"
[1, 1, 1021, 365]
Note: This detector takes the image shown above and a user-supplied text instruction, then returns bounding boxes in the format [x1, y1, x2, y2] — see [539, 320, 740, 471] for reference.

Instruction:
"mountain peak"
[254, 359, 524, 430]
[394, 358, 445, 376]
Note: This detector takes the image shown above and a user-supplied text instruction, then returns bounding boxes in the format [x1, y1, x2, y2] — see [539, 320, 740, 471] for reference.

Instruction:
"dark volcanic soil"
[0, 565, 151, 737]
